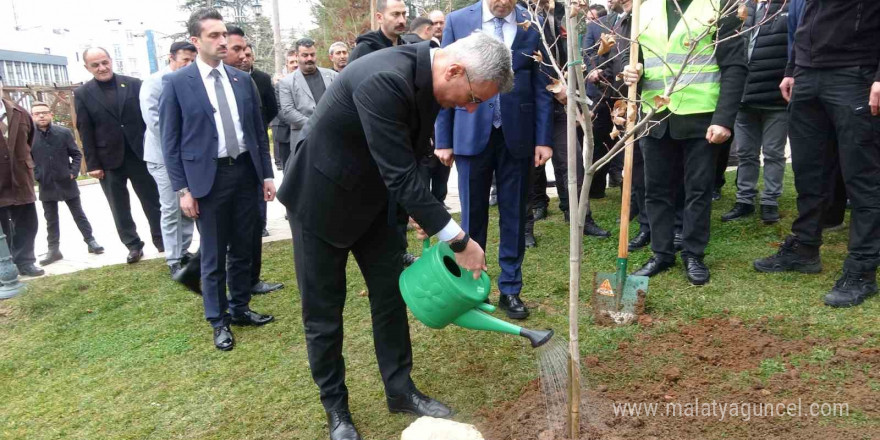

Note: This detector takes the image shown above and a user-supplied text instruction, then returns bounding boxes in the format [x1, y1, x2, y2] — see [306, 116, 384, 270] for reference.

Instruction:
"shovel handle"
[618, 0, 642, 261]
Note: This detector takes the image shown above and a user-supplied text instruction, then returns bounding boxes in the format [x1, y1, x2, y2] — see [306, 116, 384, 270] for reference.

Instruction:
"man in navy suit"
[435, 0, 554, 320]
[160, 8, 276, 351]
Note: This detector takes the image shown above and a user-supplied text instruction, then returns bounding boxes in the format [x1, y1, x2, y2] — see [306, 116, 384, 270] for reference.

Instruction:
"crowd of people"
[0, 0, 877, 439]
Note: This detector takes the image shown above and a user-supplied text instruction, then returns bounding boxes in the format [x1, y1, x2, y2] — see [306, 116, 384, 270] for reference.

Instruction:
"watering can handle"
[422, 238, 431, 251]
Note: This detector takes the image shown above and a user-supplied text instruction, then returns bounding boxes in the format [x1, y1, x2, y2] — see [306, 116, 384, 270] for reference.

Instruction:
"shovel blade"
[592, 272, 649, 326]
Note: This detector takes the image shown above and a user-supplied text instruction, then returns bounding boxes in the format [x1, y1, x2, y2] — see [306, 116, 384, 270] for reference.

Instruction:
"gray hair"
[328, 41, 348, 55]
[444, 32, 514, 94]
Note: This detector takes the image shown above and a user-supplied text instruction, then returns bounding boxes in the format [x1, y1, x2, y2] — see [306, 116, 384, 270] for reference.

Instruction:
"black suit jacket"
[250, 68, 278, 130]
[31, 124, 82, 202]
[277, 42, 450, 248]
[74, 74, 147, 171]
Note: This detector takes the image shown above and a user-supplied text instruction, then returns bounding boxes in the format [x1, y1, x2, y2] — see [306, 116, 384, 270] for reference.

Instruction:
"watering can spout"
[519, 327, 554, 348]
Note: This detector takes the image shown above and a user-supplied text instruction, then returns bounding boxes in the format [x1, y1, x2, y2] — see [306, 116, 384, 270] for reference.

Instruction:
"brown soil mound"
[476, 318, 878, 440]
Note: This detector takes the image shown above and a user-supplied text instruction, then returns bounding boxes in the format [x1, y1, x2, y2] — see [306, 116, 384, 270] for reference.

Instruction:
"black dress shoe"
[169, 262, 182, 277]
[181, 251, 195, 265]
[682, 253, 710, 285]
[632, 256, 674, 277]
[40, 249, 63, 266]
[584, 218, 611, 238]
[262, 228, 270, 237]
[673, 232, 683, 252]
[721, 202, 755, 222]
[760, 204, 780, 224]
[712, 189, 722, 201]
[230, 309, 275, 326]
[127, 248, 144, 264]
[214, 325, 234, 351]
[387, 389, 453, 418]
[498, 294, 529, 319]
[327, 409, 362, 440]
[402, 252, 419, 267]
[17, 264, 45, 277]
[627, 231, 651, 251]
[252, 280, 283, 294]
[86, 239, 104, 254]
[533, 206, 548, 221]
[173, 254, 202, 294]
[525, 231, 537, 248]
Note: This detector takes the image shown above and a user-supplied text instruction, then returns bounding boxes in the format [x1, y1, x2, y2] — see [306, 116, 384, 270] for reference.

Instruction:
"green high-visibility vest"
[638, 0, 721, 115]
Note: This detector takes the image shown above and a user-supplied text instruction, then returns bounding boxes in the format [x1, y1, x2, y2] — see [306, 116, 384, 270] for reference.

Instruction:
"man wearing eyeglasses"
[434, 0, 554, 320]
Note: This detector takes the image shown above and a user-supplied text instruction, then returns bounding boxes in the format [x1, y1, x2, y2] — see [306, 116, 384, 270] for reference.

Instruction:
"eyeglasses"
[463, 68, 483, 104]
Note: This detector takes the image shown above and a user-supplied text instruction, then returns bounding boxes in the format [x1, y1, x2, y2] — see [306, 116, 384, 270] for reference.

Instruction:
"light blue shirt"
[481, 0, 516, 48]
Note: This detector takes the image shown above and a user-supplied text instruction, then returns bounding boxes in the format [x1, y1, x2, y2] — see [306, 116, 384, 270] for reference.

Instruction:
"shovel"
[592, 0, 648, 325]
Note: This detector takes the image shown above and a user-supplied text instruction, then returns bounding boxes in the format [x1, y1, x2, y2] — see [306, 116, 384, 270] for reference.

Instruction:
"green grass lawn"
[1, 167, 877, 439]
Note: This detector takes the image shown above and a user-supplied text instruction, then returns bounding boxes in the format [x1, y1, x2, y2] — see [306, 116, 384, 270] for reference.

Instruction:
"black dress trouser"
[789, 66, 880, 271]
[642, 130, 718, 261]
[291, 212, 414, 412]
[99, 148, 162, 251]
[0, 203, 38, 267]
[42, 196, 94, 249]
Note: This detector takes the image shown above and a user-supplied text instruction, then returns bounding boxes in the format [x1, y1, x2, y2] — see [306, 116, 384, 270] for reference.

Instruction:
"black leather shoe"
[525, 231, 537, 248]
[169, 262, 182, 277]
[230, 309, 275, 326]
[563, 210, 570, 223]
[402, 253, 419, 267]
[824, 270, 878, 308]
[498, 294, 529, 319]
[173, 254, 202, 294]
[86, 239, 104, 254]
[252, 280, 283, 294]
[327, 409, 362, 440]
[673, 232, 683, 252]
[627, 231, 651, 251]
[584, 218, 611, 238]
[262, 228, 270, 237]
[721, 202, 754, 222]
[17, 263, 45, 277]
[214, 325, 234, 351]
[387, 389, 453, 418]
[40, 249, 63, 266]
[608, 173, 623, 188]
[533, 206, 548, 221]
[712, 190, 722, 201]
[632, 256, 674, 277]
[682, 253, 710, 285]
[753, 235, 822, 274]
[127, 248, 144, 264]
[181, 251, 195, 266]
[760, 205, 780, 224]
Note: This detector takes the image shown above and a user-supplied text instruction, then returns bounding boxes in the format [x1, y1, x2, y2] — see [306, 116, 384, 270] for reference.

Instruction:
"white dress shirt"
[481, 0, 517, 48]
[195, 57, 246, 159]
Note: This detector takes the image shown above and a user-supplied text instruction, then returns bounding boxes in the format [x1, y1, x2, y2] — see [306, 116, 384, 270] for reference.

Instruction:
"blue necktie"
[492, 17, 504, 128]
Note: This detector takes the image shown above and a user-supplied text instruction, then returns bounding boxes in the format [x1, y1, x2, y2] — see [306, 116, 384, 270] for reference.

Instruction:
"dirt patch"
[475, 318, 878, 440]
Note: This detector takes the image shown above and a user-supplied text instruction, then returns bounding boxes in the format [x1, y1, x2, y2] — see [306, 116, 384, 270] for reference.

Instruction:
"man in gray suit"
[271, 50, 298, 171]
[140, 42, 198, 279]
[278, 38, 337, 151]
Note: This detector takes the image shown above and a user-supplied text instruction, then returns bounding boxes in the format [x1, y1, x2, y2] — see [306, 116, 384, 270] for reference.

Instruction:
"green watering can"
[399, 238, 554, 348]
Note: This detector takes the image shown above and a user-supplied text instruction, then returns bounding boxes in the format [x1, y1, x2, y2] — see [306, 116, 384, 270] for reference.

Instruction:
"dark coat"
[250, 68, 278, 130]
[31, 124, 82, 202]
[0, 98, 36, 207]
[348, 29, 407, 64]
[277, 42, 450, 248]
[741, 0, 790, 109]
[74, 74, 147, 171]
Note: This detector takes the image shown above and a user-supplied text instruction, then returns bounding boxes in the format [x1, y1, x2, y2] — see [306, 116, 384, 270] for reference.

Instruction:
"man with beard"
[328, 42, 349, 72]
[278, 38, 337, 154]
[349, 0, 409, 63]
[277, 32, 511, 440]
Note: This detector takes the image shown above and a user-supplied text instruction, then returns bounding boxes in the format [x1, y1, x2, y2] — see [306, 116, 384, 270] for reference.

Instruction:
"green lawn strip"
[1, 167, 877, 438]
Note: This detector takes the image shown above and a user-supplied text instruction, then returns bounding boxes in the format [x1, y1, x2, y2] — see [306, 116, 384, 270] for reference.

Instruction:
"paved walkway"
[25, 163, 561, 279]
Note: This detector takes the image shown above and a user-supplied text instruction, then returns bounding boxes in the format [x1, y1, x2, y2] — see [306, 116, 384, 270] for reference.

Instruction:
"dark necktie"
[492, 17, 505, 128]
[210, 69, 241, 158]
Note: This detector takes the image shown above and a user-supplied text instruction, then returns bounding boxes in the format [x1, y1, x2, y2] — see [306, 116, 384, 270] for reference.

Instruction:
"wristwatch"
[448, 232, 470, 253]
[177, 187, 190, 198]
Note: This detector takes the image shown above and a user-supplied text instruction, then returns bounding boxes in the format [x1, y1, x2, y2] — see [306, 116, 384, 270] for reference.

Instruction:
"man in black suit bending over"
[277, 33, 513, 440]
